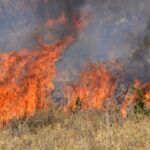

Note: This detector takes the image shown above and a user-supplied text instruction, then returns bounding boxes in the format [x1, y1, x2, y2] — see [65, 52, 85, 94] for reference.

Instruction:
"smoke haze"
[0, 0, 150, 81]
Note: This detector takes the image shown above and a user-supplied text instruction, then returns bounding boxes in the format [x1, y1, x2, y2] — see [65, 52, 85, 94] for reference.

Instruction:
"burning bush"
[0, 36, 74, 126]
[64, 64, 116, 112]
[121, 80, 150, 118]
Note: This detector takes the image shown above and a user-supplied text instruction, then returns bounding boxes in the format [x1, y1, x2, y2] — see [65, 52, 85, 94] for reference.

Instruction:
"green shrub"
[132, 86, 150, 115]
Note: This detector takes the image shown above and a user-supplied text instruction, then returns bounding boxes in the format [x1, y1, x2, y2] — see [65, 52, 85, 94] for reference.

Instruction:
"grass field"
[0, 109, 149, 150]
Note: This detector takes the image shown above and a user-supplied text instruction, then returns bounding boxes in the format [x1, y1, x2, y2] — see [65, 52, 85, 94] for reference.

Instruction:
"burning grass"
[64, 64, 115, 112]
[0, 5, 92, 126]
[63, 63, 150, 118]
[0, 54, 150, 126]
[0, 1, 150, 149]
[0, 36, 74, 126]
[121, 80, 150, 118]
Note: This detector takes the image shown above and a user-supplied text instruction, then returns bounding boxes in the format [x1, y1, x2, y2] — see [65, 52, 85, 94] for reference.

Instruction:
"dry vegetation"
[0, 108, 149, 150]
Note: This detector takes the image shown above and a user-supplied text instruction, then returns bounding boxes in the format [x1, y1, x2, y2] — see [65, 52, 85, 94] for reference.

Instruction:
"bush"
[132, 86, 150, 115]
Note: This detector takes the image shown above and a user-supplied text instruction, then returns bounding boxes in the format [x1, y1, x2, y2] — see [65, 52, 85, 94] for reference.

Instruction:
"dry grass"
[0, 110, 149, 150]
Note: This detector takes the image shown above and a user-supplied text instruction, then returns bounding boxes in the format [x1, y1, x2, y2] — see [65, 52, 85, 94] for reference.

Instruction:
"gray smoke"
[124, 21, 150, 81]
[0, 0, 85, 50]
[57, 0, 150, 83]
[0, 0, 150, 83]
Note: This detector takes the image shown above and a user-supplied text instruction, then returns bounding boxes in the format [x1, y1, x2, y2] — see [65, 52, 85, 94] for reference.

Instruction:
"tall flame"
[0, 36, 74, 125]
[64, 64, 115, 112]
[64, 63, 150, 117]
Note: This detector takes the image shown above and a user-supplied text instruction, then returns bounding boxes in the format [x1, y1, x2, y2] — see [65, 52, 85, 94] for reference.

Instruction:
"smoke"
[0, 0, 150, 118]
[1, 0, 150, 81]
[57, 0, 150, 82]
[0, 0, 86, 50]
[124, 21, 150, 81]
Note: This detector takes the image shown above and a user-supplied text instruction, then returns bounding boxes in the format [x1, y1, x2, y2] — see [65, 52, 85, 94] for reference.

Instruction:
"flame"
[64, 62, 150, 117]
[121, 80, 150, 118]
[64, 64, 115, 112]
[0, 36, 74, 125]
[0, 3, 92, 125]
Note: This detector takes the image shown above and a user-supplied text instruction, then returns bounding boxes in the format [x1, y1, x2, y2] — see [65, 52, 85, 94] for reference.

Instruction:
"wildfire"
[64, 64, 115, 112]
[0, 0, 93, 125]
[2, 0, 149, 125]
[0, 36, 74, 125]
[121, 80, 150, 118]
[63, 62, 150, 117]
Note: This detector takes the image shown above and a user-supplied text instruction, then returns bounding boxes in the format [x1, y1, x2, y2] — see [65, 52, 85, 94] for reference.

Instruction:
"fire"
[64, 64, 115, 112]
[63, 62, 150, 117]
[121, 80, 150, 118]
[0, 1, 93, 125]
[0, 36, 74, 125]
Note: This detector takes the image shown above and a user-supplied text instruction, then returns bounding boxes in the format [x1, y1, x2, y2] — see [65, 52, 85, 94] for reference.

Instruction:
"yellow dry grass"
[0, 111, 149, 150]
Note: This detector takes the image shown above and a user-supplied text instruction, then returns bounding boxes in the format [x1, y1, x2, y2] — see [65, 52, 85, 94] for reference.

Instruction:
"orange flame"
[0, 36, 74, 125]
[64, 64, 115, 112]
